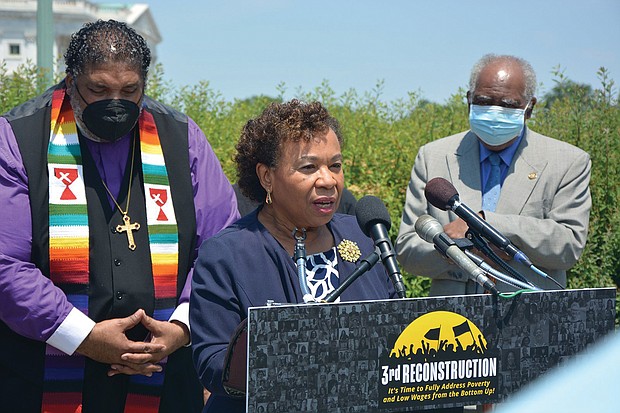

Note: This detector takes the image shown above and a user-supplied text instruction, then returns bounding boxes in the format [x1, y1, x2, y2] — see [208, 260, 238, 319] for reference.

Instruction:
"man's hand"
[76, 309, 166, 374]
[107, 313, 190, 377]
[443, 217, 470, 240]
[444, 217, 511, 264]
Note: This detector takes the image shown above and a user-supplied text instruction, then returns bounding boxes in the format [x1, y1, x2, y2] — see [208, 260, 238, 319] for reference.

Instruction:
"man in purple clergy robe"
[0, 20, 239, 412]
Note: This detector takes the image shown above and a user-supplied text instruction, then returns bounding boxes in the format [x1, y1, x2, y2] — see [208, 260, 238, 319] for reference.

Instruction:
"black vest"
[1, 83, 202, 412]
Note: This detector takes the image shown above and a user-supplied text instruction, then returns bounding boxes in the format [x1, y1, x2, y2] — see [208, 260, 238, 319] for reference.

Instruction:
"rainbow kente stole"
[43, 88, 179, 413]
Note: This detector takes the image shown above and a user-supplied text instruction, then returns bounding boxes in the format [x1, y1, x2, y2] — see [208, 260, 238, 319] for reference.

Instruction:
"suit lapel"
[448, 131, 483, 211]
[496, 128, 548, 214]
[446, 129, 547, 215]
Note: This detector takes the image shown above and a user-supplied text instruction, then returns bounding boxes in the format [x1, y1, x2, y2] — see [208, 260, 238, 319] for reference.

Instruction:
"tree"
[541, 66, 594, 108]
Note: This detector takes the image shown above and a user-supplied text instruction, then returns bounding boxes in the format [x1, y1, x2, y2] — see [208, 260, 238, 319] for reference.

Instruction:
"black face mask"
[76, 86, 141, 142]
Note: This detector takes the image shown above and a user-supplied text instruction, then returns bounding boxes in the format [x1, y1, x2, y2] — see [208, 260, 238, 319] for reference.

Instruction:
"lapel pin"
[528, 172, 537, 180]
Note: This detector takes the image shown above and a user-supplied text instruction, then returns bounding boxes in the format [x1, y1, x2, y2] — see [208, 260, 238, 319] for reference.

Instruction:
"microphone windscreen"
[355, 195, 391, 236]
[424, 177, 459, 211]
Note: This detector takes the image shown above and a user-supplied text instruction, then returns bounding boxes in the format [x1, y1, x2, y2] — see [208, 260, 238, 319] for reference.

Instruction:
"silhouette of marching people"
[389, 326, 488, 362]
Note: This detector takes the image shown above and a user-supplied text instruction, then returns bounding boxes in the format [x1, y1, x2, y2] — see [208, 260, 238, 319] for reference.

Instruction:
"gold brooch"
[337, 239, 361, 263]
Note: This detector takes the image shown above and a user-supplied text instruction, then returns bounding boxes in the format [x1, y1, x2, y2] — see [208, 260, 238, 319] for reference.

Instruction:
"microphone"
[415, 214, 499, 295]
[355, 196, 406, 298]
[424, 177, 534, 267]
[324, 251, 380, 302]
[463, 249, 540, 291]
[292, 227, 315, 303]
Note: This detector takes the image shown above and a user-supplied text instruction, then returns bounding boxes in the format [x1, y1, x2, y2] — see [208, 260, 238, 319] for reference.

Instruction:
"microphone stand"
[293, 227, 315, 303]
[465, 230, 540, 290]
[324, 251, 380, 303]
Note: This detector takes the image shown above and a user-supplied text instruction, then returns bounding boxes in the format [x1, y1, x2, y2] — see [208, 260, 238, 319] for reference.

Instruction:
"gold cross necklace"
[101, 132, 140, 250]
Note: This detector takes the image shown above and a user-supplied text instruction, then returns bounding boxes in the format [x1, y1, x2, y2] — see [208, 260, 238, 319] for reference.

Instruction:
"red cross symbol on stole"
[54, 167, 79, 200]
[149, 188, 169, 221]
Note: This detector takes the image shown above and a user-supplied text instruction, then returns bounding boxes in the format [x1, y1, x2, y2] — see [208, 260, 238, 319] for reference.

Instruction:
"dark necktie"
[482, 153, 501, 212]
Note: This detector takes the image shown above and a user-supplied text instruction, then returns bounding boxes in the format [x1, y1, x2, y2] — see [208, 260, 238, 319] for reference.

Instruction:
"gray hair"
[468, 54, 537, 103]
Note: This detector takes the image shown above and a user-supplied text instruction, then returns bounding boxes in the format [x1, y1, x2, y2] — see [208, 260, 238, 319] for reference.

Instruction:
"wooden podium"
[241, 288, 615, 412]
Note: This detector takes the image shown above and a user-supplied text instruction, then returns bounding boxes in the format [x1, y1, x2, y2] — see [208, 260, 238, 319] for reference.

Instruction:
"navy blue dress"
[190, 211, 396, 412]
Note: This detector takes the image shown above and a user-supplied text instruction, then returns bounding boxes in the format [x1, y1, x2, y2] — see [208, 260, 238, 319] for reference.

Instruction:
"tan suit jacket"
[395, 128, 591, 296]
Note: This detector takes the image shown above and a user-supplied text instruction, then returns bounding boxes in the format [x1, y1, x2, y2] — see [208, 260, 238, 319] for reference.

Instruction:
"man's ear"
[525, 97, 537, 119]
[65, 74, 74, 90]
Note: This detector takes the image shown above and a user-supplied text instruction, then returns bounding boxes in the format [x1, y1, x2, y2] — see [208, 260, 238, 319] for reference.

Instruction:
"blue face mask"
[469, 104, 527, 147]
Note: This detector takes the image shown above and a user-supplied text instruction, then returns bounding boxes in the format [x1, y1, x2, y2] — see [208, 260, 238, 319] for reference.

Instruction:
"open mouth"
[315, 200, 334, 208]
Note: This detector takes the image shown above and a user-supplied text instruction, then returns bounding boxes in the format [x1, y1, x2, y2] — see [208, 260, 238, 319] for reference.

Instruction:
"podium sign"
[245, 288, 615, 412]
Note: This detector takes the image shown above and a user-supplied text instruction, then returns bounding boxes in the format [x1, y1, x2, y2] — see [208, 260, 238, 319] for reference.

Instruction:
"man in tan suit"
[396, 54, 591, 296]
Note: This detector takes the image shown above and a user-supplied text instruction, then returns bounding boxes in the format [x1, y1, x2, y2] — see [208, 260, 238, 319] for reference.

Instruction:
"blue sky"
[111, 0, 620, 103]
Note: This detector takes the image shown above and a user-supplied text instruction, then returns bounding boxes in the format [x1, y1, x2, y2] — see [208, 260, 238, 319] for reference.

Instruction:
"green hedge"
[2, 62, 618, 307]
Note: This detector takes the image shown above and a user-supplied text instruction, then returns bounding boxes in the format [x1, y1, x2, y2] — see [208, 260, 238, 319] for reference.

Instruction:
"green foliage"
[541, 65, 594, 109]
[1, 62, 618, 314]
[534, 67, 620, 293]
[0, 60, 45, 112]
[534, 67, 620, 323]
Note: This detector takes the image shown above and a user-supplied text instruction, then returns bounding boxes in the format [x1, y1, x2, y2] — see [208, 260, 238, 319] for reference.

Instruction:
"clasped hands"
[76, 309, 189, 377]
[443, 217, 511, 264]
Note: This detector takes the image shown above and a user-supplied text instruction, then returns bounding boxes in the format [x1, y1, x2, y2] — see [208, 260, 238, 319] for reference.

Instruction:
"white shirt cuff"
[169, 302, 191, 346]
[46, 307, 96, 355]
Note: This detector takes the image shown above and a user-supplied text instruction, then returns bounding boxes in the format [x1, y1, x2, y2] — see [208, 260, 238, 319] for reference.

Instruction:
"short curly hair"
[235, 100, 343, 203]
[64, 19, 151, 80]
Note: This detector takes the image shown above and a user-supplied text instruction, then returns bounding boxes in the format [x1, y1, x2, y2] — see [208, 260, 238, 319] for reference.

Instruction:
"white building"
[0, 0, 161, 74]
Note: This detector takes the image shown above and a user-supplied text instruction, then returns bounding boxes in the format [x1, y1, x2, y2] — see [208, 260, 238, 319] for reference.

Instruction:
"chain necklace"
[101, 132, 140, 250]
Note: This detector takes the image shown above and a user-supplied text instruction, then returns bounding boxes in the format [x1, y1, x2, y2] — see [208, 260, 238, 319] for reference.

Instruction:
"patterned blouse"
[304, 247, 340, 302]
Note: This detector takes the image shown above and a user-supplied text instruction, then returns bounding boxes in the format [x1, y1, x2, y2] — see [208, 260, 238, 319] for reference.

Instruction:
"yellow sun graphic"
[390, 311, 487, 358]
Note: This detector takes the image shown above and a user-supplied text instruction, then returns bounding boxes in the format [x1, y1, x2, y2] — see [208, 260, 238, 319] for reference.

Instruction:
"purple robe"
[0, 115, 239, 346]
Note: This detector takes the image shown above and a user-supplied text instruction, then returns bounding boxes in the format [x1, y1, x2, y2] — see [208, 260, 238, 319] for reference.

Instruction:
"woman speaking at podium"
[190, 100, 396, 412]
